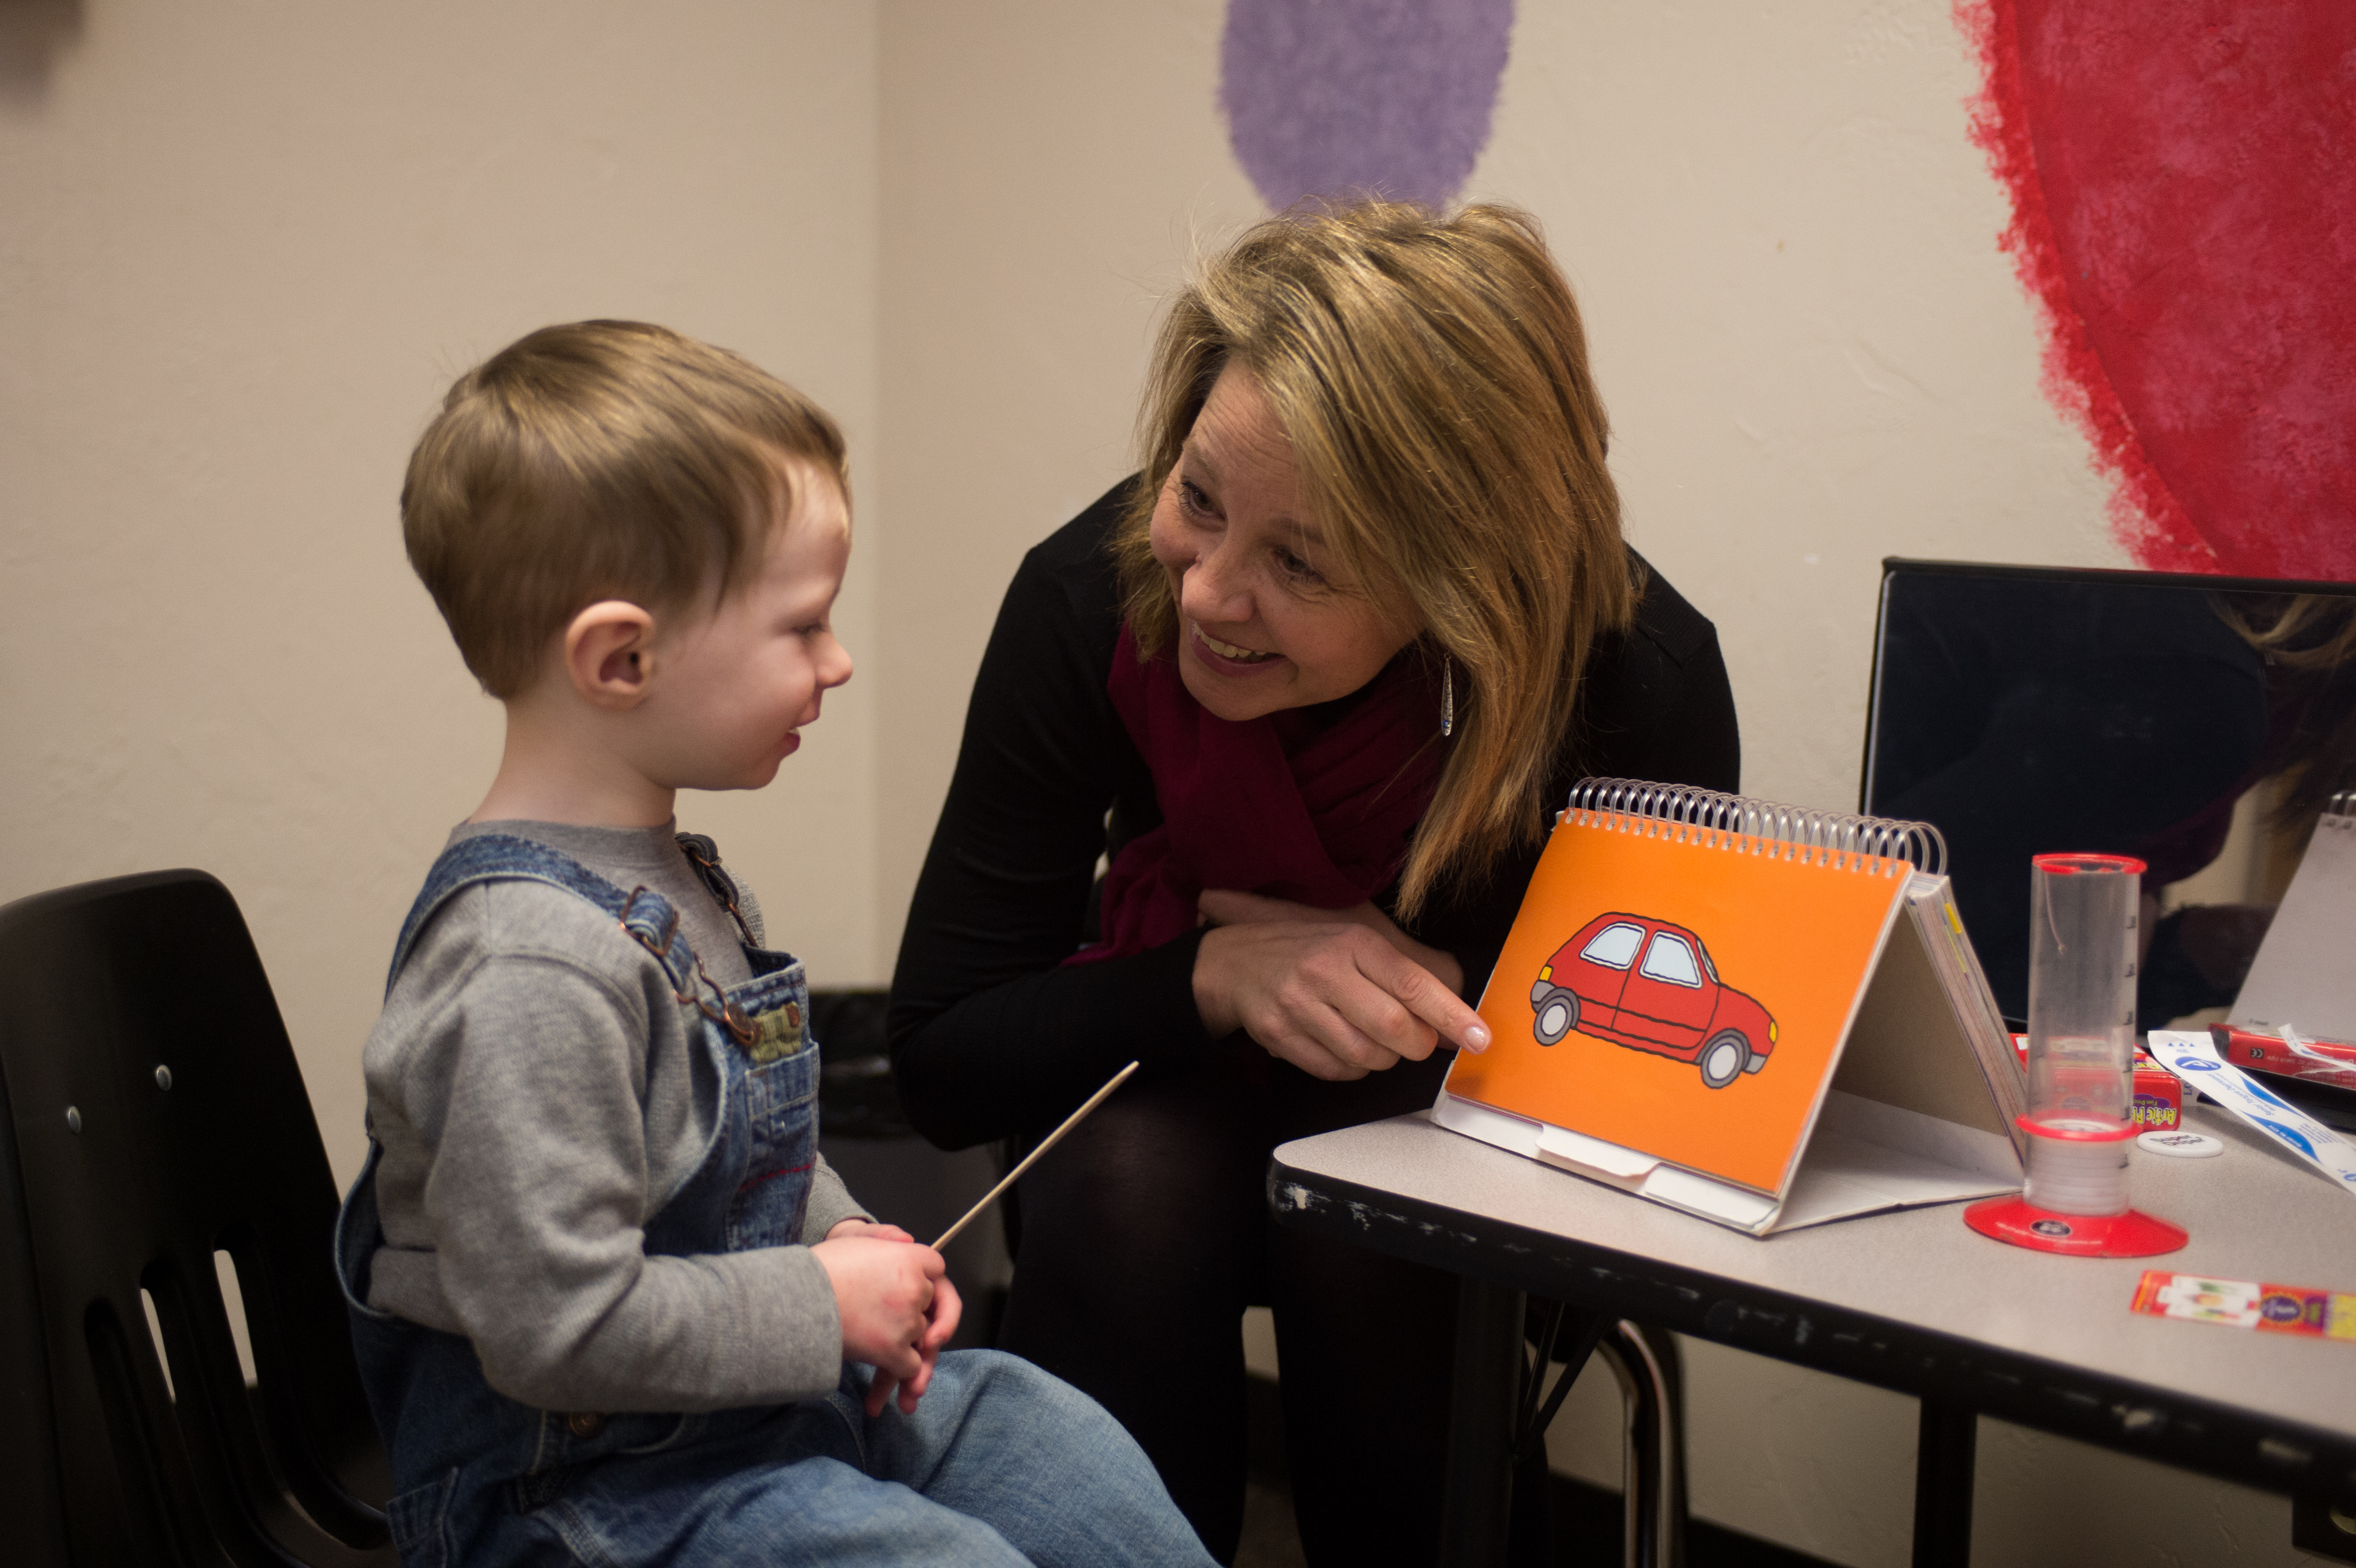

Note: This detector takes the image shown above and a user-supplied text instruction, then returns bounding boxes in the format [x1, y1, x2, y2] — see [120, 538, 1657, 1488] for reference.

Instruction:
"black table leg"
[1912, 1400, 1976, 1568]
[1440, 1275, 1523, 1568]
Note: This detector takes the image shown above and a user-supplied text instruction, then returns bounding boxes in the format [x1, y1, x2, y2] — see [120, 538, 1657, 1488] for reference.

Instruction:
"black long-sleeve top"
[887, 481, 1742, 1150]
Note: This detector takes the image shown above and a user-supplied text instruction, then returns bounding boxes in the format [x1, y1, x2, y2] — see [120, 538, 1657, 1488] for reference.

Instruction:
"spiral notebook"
[1437, 780, 2028, 1236]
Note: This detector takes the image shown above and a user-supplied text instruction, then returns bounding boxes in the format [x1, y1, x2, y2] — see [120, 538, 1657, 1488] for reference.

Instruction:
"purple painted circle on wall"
[1221, 0, 1516, 212]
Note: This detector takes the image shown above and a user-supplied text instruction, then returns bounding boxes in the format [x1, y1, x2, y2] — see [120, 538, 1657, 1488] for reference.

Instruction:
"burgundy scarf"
[1070, 623, 1448, 964]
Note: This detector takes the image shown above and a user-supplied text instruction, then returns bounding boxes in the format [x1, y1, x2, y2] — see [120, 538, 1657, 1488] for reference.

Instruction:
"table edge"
[1266, 1150, 2356, 1500]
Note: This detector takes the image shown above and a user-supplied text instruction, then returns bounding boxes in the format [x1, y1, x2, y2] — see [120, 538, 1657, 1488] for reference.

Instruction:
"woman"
[888, 201, 1739, 1563]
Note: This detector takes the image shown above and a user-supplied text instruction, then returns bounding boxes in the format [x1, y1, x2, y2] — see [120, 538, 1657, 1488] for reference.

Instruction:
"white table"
[1268, 1102, 2356, 1567]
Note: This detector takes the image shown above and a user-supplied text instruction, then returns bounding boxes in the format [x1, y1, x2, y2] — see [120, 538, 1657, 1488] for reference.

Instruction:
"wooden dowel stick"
[931, 1061, 1140, 1251]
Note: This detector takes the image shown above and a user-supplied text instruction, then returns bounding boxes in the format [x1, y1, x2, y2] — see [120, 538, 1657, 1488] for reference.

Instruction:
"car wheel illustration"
[1532, 987, 1580, 1046]
[1699, 1031, 1748, 1089]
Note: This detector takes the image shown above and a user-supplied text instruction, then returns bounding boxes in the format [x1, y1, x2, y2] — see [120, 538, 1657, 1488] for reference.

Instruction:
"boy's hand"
[824, 1218, 914, 1244]
[811, 1233, 963, 1416]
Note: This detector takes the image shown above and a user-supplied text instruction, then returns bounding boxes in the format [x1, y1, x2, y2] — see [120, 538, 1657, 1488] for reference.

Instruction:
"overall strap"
[673, 832, 757, 948]
[386, 833, 700, 1000]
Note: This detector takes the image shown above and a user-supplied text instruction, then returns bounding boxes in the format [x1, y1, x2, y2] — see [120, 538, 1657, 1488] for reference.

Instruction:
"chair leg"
[1596, 1322, 1688, 1568]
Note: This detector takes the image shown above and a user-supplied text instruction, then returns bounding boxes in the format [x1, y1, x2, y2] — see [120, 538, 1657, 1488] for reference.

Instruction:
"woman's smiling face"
[1148, 365, 1415, 723]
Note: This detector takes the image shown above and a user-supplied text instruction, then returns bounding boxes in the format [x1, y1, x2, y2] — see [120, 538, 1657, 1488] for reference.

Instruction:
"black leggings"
[999, 1041, 1459, 1566]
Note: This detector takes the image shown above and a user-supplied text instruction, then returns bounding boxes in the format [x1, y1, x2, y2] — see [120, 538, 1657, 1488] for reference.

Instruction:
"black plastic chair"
[0, 870, 393, 1566]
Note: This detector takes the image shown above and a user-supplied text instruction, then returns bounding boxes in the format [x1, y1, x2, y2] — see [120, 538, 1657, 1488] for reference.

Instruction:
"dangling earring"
[1441, 660, 1455, 738]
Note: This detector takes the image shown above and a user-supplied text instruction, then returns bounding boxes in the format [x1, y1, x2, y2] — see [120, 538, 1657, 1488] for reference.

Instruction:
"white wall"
[1475, 1, 2125, 810]
[0, 1, 882, 1191]
[874, 0, 1265, 930]
[0, 3, 2310, 1564]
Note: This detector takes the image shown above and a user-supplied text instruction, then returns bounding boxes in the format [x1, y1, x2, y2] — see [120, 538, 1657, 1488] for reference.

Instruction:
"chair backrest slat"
[0, 1051, 73, 1565]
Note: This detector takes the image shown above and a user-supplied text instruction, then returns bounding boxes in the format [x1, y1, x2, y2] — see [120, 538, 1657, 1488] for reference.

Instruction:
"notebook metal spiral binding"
[1567, 777, 1948, 877]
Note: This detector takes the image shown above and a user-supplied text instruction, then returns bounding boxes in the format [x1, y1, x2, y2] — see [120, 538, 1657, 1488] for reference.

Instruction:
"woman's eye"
[1276, 548, 1323, 584]
[1177, 478, 1213, 517]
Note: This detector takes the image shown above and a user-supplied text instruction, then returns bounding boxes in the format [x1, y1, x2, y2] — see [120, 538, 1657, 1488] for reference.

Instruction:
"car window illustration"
[1529, 913, 1780, 1089]
[1639, 933, 1701, 988]
[1579, 922, 1644, 969]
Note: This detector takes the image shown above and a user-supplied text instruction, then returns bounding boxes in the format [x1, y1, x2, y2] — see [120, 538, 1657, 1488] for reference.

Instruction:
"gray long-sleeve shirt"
[362, 820, 869, 1413]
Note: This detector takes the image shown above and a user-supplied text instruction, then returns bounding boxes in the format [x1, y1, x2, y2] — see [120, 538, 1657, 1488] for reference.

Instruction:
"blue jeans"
[386, 1352, 1211, 1568]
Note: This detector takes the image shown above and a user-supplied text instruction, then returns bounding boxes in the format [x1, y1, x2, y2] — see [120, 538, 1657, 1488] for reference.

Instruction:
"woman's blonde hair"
[1114, 200, 1636, 916]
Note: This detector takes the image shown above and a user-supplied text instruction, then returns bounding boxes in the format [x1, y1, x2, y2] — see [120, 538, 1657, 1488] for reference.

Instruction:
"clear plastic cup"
[2021, 853, 2144, 1214]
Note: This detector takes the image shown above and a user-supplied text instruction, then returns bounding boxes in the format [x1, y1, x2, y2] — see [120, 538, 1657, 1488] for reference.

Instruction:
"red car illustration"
[1528, 913, 1778, 1089]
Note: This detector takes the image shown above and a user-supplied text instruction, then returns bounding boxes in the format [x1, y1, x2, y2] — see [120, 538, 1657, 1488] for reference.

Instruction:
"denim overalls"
[338, 832, 832, 1557]
[336, 833, 1214, 1568]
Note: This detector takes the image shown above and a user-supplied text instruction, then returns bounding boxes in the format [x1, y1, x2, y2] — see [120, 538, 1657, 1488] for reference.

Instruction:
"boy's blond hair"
[403, 320, 847, 697]
[1114, 201, 1636, 918]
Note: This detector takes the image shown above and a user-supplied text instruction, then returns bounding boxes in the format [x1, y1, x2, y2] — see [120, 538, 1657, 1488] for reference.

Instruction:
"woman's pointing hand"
[1191, 889, 1490, 1079]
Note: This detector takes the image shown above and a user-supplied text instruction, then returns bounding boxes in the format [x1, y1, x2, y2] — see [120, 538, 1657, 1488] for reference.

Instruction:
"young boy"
[335, 321, 1212, 1567]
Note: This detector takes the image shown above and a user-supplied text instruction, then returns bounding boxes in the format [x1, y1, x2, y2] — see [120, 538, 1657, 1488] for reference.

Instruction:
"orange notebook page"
[1444, 813, 1908, 1193]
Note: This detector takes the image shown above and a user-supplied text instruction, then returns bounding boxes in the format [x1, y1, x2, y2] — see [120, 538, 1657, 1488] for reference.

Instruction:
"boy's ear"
[563, 601, 660, 709]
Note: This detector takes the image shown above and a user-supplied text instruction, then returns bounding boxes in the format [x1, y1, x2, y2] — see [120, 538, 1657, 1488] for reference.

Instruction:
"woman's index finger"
[1359, 935, 1491, 1052]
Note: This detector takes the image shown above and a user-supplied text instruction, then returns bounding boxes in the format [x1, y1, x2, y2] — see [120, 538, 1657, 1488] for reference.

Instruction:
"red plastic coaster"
[1964, 1196, 2188, 1258]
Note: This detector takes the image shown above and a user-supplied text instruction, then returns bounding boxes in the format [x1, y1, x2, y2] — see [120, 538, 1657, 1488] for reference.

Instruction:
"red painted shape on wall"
[1958, 1, 2356, 580]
